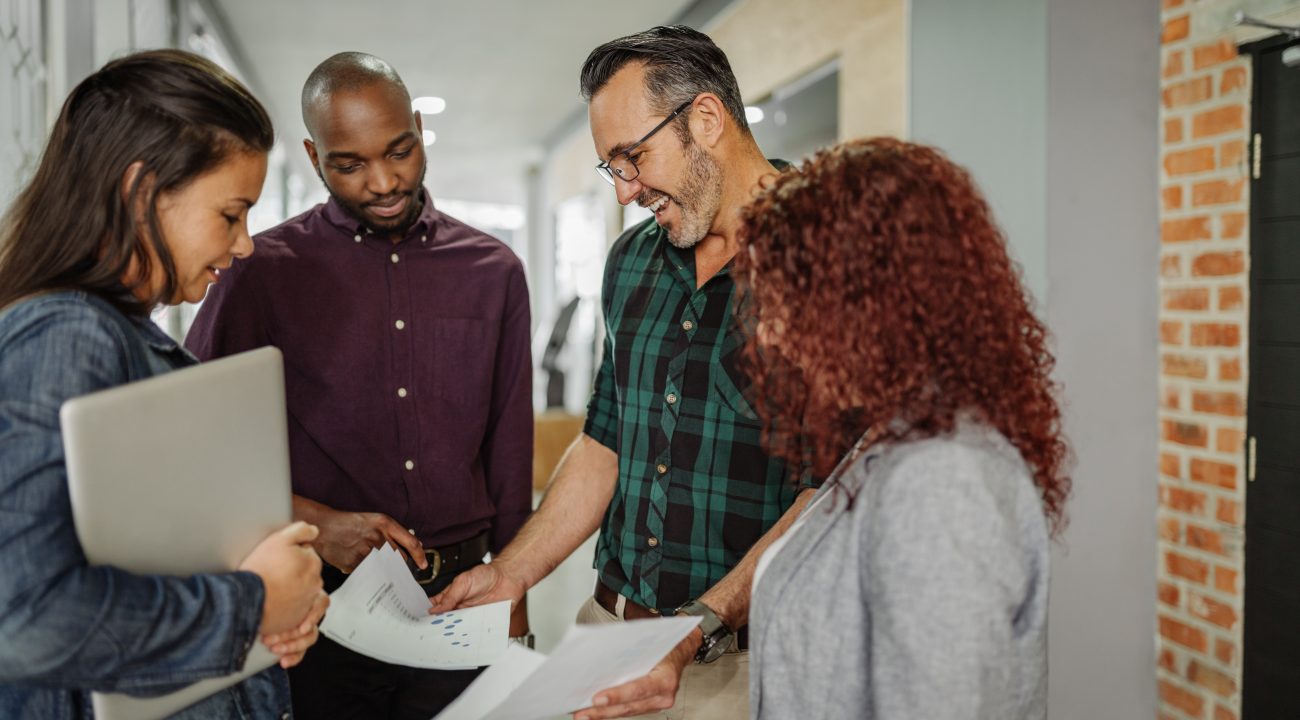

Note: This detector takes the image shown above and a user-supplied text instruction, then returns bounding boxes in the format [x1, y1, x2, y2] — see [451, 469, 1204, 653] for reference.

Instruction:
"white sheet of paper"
[433, 615, 702, 720]
[321, 545, 510, 669]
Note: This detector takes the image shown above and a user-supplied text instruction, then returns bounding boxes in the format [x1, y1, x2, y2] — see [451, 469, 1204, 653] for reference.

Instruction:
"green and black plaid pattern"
[584, 218, 806, 612]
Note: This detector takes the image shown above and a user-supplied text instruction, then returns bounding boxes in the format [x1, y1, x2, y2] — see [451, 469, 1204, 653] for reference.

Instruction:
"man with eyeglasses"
[186, 52, 534, 719]
[432, 26, 815, 720]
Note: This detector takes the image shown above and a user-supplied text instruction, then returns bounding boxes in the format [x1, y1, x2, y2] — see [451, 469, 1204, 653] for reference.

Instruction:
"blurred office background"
[5, 1, 1299, 717]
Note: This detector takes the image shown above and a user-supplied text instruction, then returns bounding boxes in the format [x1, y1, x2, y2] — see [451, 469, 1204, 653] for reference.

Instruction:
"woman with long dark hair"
[739, 138, 1070, 719]
[0, 50, 326, 718]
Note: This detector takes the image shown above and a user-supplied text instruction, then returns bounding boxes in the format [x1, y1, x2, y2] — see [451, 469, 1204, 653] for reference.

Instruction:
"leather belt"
[409, 532, 490, 586]
[594, 580, 748, 651]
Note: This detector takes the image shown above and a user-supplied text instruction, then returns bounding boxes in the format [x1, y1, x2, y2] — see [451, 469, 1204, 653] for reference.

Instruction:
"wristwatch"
[673, 600, 733, 664]
[509, 633, 535, 649]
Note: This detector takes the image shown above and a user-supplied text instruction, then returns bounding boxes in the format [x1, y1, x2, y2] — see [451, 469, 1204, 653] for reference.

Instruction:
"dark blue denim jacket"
[0, 291, 291, 719]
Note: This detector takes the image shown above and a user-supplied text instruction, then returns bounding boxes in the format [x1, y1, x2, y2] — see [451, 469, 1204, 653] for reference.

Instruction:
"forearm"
[492, 433, 618, 589]
[291, 494, 333, 525]
[699, 487, 816, 630]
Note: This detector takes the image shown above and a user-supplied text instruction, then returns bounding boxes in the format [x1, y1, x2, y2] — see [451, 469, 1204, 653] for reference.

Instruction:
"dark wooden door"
[1243, 33, 1300, 719]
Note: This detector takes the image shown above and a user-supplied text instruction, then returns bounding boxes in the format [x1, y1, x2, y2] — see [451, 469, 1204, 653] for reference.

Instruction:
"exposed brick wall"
[1157, 1, 1252, 718]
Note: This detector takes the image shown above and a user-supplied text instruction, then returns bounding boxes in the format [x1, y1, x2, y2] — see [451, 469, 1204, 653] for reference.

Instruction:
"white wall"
[1044, 0, 1160, 717]
[910, 0, 1048, 306]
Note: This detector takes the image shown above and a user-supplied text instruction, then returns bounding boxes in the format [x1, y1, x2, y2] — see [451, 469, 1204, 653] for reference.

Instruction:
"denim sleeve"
[0, 298, 266, 693]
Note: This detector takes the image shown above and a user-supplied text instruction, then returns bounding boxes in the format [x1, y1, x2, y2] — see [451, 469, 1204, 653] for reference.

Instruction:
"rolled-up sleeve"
[0, 300, 265, 693]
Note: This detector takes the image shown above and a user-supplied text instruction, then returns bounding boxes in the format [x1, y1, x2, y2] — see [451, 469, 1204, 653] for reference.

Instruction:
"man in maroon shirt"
[186, 52, 533, 719]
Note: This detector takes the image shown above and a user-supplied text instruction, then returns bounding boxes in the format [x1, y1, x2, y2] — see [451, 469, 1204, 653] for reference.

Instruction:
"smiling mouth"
[640, 194, 670, 217]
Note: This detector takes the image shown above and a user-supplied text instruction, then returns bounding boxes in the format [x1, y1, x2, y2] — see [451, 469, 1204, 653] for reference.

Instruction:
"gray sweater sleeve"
[862, 441, 1041, 719]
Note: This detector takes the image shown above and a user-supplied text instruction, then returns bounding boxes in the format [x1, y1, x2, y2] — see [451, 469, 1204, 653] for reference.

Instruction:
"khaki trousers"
[574, 596, 750, 720]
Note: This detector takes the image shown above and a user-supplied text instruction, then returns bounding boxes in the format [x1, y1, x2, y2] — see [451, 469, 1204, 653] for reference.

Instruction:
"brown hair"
[734, 137, 1071, 534]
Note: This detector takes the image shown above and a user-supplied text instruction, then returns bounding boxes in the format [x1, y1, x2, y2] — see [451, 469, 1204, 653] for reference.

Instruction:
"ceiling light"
[745, 106, 764, 124]
[422, 130, 437, 146]
[412, 96, 446, 115]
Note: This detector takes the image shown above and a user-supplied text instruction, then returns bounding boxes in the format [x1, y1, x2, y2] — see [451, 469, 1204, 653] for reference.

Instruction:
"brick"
[1190, 323, 1240, 347]
[1165, 552, 1211, 586]
[1214, 637, 1236, 665]
[1163, 287, 1210, 310]
[1163, 386, 1181, 411]
[1164, 145, 1216, 174]
[1221, 66, 1248, 94]
[1163, 0, 1185, 9]
[1193, 106, 1246, 138]
[1220, 357, 1242, 381]
[1160, 516, 1182, 543]
[1161, 452, 1182, 478]
[1163, 185, 1183, 210]
[1160, 612, 1209, 650]
[1215, 564, 1240, 594]
[1161, 484, 1208, 515]
[1163, 354, 1209, 379]
[1193, 40, 1240, 70]
[1163, 15, 1191, 44]
[1164, 50, 1186, 79]
[1160, 679, 1205, 716]
[1162, 255, 1182, 278]
[1190, 592, 1239, 629]
[1215, 428, 1244, 454]
[1191, 177, 1246, 206]
[1161, 321, 1184, 346]
[1159, 646, 1178, 672]
[1193, 252, 1245, 277]
[1164, 117, 1185, 144]
[1216, 497, 1242, 525]
[1220, 140, 1246, 169]
[1163, 76, 1214, 109]
[1191, 390, 1244, 417]
[1162, 217, 1212, 243]
[1215, 705, 1239, 720]
[1220, 211, 1246, 238]
[1190, 457, 1237, 489]
[1185, 524, 1227, 555]
[1159, 581, 1181, 607]
[1218, 286, 1243, 311]
[1188, 659, 1238, 697]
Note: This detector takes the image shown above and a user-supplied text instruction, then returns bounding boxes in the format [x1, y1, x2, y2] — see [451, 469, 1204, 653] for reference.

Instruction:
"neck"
[697, 146, 778, 258]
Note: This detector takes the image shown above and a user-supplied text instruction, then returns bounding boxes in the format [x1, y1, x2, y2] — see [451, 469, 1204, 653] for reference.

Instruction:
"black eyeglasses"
[595, 100, 693, 186]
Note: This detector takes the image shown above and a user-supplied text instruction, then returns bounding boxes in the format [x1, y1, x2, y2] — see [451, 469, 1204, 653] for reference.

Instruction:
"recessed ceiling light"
[412, 96, 446, 115]
[745, 106, 764, 124]
[422, 130, 437, 146]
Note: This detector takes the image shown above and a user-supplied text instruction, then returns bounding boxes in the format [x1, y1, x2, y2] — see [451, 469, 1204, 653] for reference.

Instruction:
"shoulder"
[0, 292, 134, 403]
[435, 211, 526, 277]
[606, 218, 661, 269]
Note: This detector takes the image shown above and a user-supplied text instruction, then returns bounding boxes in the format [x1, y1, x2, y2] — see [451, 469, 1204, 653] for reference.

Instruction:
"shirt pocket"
[709, 331, 759, 421]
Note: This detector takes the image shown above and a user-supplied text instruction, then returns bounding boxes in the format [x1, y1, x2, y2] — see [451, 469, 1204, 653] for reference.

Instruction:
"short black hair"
[579, 25, 749, 134]
[301, 52, 409, 134]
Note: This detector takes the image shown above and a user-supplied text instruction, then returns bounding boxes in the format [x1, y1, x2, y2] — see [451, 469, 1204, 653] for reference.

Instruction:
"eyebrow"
[325, 131, 419, 162]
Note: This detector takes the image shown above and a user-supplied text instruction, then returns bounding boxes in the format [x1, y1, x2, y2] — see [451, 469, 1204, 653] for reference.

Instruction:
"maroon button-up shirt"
[186, 192, 532, 553]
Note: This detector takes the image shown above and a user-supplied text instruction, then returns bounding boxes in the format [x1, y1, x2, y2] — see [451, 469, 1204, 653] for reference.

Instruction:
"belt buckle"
[413, 548, 443, 585]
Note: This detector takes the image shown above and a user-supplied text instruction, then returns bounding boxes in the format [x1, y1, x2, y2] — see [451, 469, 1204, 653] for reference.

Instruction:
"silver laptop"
[61, 346, 292, 720]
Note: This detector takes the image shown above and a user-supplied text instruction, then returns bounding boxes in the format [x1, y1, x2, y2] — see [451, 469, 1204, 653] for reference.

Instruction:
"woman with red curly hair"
[740, 138, 1069, 719]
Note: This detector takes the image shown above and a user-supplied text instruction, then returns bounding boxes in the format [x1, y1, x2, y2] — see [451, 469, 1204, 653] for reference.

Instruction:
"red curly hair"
[734, 138, 1071, 534]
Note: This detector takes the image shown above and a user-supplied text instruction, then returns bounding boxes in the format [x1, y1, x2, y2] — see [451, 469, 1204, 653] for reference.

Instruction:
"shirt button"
[391, 253, 400, 263]
[648, 537, 659, 548]
[682, 320, 694, 331]
[656, 463, 668, 475]
[649, 607, 660, 615]
[421, 234, 428, 243]
[397, 388, 408, 398]
[353, 234, 362, 243]
[395, 320, 406, 330]
[666, 393, 677, 405]
[405, 460, 415, 470]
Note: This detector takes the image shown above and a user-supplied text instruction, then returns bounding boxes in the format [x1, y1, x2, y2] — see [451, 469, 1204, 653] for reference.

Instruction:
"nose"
[614, 175, 643, 206]
[231, 225, 254, 259]
[367, 161, 400, 197]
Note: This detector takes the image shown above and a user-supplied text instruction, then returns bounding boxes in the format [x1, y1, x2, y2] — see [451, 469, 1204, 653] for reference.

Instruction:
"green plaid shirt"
[584, 215, 807, 612]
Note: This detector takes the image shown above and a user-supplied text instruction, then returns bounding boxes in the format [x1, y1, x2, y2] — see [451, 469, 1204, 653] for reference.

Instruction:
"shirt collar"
[321, 187, 439, 242]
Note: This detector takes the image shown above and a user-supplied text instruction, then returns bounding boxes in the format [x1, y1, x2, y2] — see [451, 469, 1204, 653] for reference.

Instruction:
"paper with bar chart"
[320, 544, 510, 669]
